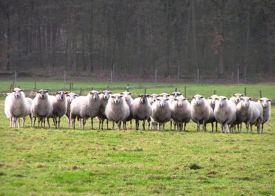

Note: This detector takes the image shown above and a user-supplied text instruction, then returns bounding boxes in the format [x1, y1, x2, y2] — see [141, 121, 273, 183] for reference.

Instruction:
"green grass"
[0, 82, 274, 195]
[1, 79, 275, 99]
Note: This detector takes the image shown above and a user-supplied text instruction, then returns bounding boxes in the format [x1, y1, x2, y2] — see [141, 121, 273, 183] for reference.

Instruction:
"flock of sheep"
[4, 87, 271, 133]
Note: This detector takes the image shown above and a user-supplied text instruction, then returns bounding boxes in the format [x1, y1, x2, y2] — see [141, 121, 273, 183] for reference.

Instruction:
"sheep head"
[259, 97, 271, 108]
[37, 89, 48, 100]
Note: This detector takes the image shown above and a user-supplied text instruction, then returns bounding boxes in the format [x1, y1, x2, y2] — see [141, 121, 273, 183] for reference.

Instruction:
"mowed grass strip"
[0, 91, 274, 194]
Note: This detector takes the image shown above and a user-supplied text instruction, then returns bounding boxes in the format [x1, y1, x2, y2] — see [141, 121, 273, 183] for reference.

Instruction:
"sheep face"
[232, 93, 243, 105]
[240, 96, 251, 108]
[259, 98, 271, 108]
[13, 88, 24, 99]
[102, 90, 112, 100]
[139, 95, 149, 104]
[159, 93, 169, 98]
[110, 94, 123, 104]
[171, 91, 182, 97]
[217, 96, 228, 108]
[37, 89, 49, 100]
[192, 95, 205, 106]
[174, 96, 187, 107]
[56, 91, 67, 101]
[156, 97, 169, 108]
[66, 92, 78, 102]
[88, 90, 99, 101]
[208, 95, 219, 106]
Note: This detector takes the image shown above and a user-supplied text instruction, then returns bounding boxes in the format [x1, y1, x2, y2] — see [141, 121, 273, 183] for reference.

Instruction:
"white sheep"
[230, 93, 243, 105]
[48, 91, 68, 128]
[148, 94, 158, 105]
[214, 96, 236, 133]
[190, 94, 212, 131]
[258, 97, 271, 132]
[236, 96, 263, 133]
[4, 88, 32, 128]
[98, 90, 112, 130]
[170, 95, 191, 131]
[132, 94, 152, 130]
[207, 95, 219, 132]
[65, 92, 78, 128]
[105, 94, 130, 130]
[31, 89, 53, 127]
[121, 91, 133, 129]
[151, 96, 171, 130]
[70, 90, 100, 129]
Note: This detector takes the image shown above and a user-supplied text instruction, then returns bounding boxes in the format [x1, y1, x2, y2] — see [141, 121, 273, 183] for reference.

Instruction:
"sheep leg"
[117, 121, 121, 130]
[262, 123, 264, 133]
[136, 120, 139, 130]
[211, 122, 214, 132]
[197, 123, 200, 132]
[22, 117, 26, 127]
[29, 115, 32, 127]
[130, 120, 132, 129]
[72, 117, 76, 129]
[33, 117, 36, 127]
[246, 123, 249, 132]
[123, 121, 127, 130]
[82, 118, 86, 130]
[183, 122, 186, 131]
[91, 118, 95, 129]
[203, 122, 207, 132]
[106, 119, 109, 130]
[142, 120, 146, 131]
[17, 118, 20, 128]
[215, 122, 218, 132]
[112, 121, 115, 129]
[47, 117, 51, 128]
[12, 117, 16, 128]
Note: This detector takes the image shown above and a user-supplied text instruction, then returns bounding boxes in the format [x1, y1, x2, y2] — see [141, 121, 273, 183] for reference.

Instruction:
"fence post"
[237, 67, 240, 84]
[259, 90, 262, 98]
[154, 68, 158, 83]
[196, 68, 200, 83]
[110, 70, 113, 83]
[184, 85, 187, 97]
[14, 71, 17, 87]
[244, 87, 247, 96]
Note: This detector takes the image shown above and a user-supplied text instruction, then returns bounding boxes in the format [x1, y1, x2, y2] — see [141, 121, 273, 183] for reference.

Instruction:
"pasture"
[0, 81, 274, 195]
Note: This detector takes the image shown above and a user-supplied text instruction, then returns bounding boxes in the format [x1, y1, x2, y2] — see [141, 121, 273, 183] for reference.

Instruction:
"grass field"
[0, 81, 274, 195]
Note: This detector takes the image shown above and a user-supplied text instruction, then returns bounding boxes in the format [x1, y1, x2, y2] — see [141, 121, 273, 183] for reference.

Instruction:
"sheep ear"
[64, 91, 69, 94]
[108, 91, 112, 94]
[248, 97, 251, 101]
[268, 99, 271, 102]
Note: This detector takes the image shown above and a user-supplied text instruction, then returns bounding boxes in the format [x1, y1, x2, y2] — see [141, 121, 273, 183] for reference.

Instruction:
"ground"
[0, 81, 274, 195]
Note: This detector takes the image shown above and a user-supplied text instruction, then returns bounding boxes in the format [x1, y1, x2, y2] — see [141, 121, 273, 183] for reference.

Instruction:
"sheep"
[65, 92, 78, 128]
[105, 94, 130, 130]
[214, 96, 237, 133]
[230, 93, 243, 105]
[132, 94, 152, 130]
[236, 96, 263, 133]
[4, 88, 32, 128]
[148, 94, 158, 105]
[170, 95, 191, 131]
[70, 90, 100, 129]
[31, 89, 53, 127]
[207, 95, 219, 132]
[168, 91, 182, 129]
[151, 96, 171, 130]
[48, 91, 68, 128]
[258, 97, 271, 132]
[190, 94, 213, 132]
[121, 91, 133, 129]
[98, 90, 112, 130]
